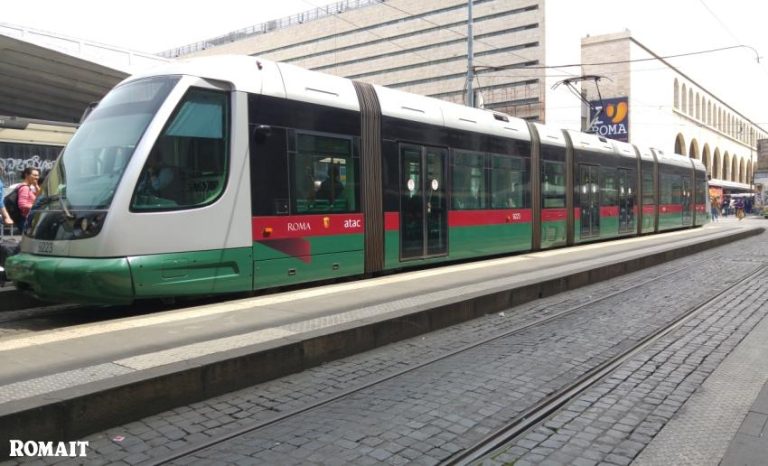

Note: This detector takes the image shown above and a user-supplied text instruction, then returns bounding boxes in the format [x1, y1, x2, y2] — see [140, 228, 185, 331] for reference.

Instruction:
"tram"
[5, 56, 708, 304]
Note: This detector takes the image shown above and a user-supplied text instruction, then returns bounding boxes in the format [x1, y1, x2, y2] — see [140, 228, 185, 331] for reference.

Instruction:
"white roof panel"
[566, 130, 614, 154]
[533, 123, 567, 147]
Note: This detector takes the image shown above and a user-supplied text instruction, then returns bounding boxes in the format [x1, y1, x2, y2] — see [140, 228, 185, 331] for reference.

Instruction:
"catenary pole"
[466, 0, 474, 107]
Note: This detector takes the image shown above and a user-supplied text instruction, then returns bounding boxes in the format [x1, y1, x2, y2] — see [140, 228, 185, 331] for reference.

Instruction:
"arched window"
[682, 84, 687, 111]
[674, 134, 686, 154]
[695, 93, 700, 119]
[702, 144, 711, 176]
[688, 89, 694, 114]
[689, 139, 699, 159]
[739, 158, 746, 183]
[713, 149, 721, 179]
[673, 79, 679, 109]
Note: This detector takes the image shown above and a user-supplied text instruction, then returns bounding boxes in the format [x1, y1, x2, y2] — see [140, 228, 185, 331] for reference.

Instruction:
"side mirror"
[80, 101, 99, 124]
[251, 124, 272, 144]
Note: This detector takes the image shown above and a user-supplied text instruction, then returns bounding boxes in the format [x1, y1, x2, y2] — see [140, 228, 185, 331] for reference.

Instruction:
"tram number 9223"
[35, 241, 54, 255]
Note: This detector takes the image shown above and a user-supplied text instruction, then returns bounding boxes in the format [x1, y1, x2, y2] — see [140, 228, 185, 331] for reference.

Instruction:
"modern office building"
[161, 0, 562, 124]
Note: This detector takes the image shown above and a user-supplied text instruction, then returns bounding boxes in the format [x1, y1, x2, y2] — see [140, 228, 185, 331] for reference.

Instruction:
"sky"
[3, 0, 768, 129]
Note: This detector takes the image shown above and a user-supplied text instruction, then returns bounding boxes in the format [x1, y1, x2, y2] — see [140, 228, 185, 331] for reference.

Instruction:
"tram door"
[682, 176, 692, 225]
[618, 169, 634, 233]
[579, 164, 600, 238]
[400, 144, 448, 260]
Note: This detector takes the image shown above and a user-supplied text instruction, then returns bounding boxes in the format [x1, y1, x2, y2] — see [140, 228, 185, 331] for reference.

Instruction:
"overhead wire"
[295, 0, 765, 129]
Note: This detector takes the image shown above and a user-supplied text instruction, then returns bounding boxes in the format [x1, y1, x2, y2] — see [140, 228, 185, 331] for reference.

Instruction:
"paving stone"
[61, 236, 768, 465]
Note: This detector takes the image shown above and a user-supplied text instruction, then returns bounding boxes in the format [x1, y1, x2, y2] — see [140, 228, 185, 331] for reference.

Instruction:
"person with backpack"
[15, 167, 40, 232]
[0, 166, 13, 226]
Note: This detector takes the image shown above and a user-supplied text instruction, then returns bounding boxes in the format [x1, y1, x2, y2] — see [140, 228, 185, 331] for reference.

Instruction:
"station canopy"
[0, 23, 169, 124]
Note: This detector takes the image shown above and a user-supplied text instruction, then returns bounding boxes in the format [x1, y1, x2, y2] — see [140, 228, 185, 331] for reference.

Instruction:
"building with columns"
[582, 31, 765, 197]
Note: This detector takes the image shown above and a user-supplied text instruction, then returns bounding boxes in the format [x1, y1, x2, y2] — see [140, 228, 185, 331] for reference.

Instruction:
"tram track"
[447, 262, 768, 465]
[139, 255, 740, 466]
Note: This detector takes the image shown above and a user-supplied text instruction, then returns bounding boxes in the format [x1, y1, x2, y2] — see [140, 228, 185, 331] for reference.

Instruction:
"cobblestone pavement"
[6, 228, 767, 465]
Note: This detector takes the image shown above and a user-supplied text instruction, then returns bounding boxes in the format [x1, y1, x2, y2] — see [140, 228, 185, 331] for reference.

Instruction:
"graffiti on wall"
[1, 155, 56, 174]
[0, 141, 62, 191]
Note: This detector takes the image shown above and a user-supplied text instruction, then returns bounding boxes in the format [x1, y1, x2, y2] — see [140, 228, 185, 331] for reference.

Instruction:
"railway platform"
[0, 219, 766, 463]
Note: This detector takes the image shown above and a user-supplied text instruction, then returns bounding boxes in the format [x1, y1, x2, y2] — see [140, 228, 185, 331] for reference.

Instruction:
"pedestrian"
[710, 196, 720, 222]
[17, 167, 40, 232]
[735, 197, 745, 220]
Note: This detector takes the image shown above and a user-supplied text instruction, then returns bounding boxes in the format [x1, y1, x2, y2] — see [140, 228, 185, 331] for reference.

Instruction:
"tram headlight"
[73, 212, 107, 238]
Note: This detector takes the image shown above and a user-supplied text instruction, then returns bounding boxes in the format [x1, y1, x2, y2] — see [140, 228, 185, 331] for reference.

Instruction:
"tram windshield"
[37, 76, 180, 211]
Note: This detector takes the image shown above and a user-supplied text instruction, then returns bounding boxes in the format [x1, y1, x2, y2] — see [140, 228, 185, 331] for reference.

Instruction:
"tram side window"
[542, 161, 565, 208]
[660, 174, 676, 204]
[250, 125, 289, 215]
[642, 171, 655, 205]
[452, 150, 486, 210]
[600, 168, 617, 206]
[696, 178, 706, 205]
[490, 155, 527, 208]
[671, 177, 683, 204]
[132, 88, 229, 211]
[292, 133, 359, 214]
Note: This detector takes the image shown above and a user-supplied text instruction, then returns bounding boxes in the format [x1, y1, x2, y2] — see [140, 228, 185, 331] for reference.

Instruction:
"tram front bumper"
[6, 253, 134, 305]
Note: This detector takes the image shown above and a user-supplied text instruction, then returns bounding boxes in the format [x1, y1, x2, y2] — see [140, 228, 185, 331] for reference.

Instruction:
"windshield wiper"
[37, 194, 75, 219]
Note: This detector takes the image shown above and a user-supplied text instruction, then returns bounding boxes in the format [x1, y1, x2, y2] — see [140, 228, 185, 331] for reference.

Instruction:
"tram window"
[292, 133, 358, 214]
[452, 150, 486, 210]
[660, 174, 680, 204]
[132, 88, 229, 211]
[671, 177, 682, 204]
[600, 168, 617, 206]
[250, 126, 289, 216]
[490, 155, 527, 209]
[696, 179, 706, 204]
[642, 171, 655, 205]
[542, 161, 565, 208]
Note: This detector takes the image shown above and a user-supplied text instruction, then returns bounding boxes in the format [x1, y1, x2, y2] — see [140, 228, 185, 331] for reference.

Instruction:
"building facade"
[582, 31, 765, 195]
[164, 2, 764, 195]
[163, 0, 558, 123]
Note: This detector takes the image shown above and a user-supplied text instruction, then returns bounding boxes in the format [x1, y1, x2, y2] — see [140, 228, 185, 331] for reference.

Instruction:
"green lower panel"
[130, 247, 253, 299]
[642, 215, 655, 234]
[252, 235, 364, 288]
[6, 254, 134, 304]
[540, 221, 567, 249]
[384, 224, 531, 270]
[449, 224, 532, 260]
[384, 231, 400, 270]
[254, 250, 363, 288]
[658, 213, 683, 231]
[574, 218, 637, 244]
[574, 220, 600, 244]
[599, 217, 619, 240]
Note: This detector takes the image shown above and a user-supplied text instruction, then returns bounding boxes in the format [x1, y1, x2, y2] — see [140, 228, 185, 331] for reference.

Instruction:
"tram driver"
[137, 149, 181, 205]
[316, 164, 344, 204]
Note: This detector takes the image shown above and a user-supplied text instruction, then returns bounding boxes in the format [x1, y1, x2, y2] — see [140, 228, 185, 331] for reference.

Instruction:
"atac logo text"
[344, 218, 361, 228]
[9, 440, 89, 457]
